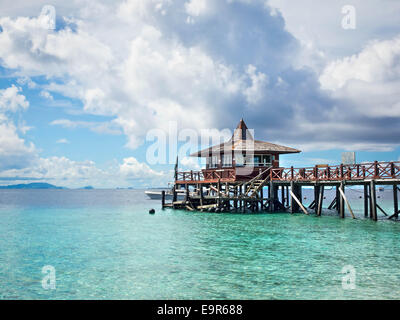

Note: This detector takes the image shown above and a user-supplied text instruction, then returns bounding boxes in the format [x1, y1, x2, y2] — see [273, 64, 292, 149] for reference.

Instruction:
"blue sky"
[0, 0, 399, 188]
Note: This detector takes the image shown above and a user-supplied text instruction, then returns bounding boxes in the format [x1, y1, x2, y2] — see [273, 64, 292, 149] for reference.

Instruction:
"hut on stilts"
[162, 119, 400, 221]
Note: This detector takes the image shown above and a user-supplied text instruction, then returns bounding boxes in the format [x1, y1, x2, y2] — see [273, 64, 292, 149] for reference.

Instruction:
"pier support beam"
[339, 182, 345, 218]
[161, 190, 166, 209]
[338, 184, 355, 219]
[314, 185, 321, 214]
[370, 180, 377, 221]
[364, 183, 369, 217]
[335, 186, 340, 213]
[199, 185, 204, 210]
[394, 184, 399, 219]
[290, 182, 302, 213]
[280, 186, 285, 208]
[269, 181, 275, 212]
[285, 186, 289, 207]
[317, 185, 324, 216]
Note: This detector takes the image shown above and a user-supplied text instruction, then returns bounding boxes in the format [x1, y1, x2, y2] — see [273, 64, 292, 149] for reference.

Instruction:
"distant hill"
[0, 183, 65, 189]
[80, 186, 94, 189]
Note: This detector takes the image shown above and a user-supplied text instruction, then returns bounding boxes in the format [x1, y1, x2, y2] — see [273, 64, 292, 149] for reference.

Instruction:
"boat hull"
[145, 191, 184, 200]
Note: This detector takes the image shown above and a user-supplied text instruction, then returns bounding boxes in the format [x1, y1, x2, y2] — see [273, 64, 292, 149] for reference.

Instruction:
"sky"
[0, 0, 399, 188]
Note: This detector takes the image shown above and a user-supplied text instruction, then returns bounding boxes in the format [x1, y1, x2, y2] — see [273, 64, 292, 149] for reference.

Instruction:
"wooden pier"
[162, 120, 400, 221]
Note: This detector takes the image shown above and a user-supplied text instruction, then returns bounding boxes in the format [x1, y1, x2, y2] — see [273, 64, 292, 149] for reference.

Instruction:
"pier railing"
[270, 161, 400, 182]
[176, 168, 236, 182]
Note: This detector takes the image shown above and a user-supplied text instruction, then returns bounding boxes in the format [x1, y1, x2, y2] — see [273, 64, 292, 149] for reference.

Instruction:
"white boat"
[145, 187, 186, 200]
[145, 181, 201, 200]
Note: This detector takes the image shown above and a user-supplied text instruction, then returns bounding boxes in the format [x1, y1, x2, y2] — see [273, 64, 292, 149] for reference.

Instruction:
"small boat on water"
[145, 189, 184, 200]
[379, 187, 384, 192]
[145, 183, 187, 200]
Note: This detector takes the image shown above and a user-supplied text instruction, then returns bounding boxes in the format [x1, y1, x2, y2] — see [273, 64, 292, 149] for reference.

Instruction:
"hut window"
[208, 155, 219, 168]
[235, 154, 244, 166]
[262, 155, 271, 165]
[254, 155, 261, 165]
[222, 154, 232, 167]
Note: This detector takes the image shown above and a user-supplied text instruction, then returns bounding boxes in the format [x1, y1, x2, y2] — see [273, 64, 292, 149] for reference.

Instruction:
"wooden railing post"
[340, 164, 344, 180]
[374, 161, 379, 178]
[291, 166, 294, 180]
[391, 162, 395, 178]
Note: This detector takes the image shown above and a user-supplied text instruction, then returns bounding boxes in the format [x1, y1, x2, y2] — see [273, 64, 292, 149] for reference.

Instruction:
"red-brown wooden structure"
[163, 120, 400, 222]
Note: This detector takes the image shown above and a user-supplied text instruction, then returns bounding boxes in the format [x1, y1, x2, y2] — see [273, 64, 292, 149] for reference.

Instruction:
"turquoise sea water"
[0, 188, 399, 300]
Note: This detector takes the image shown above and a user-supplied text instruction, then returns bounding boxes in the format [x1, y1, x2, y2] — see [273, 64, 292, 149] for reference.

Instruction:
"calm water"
[0, 188, 399, 300]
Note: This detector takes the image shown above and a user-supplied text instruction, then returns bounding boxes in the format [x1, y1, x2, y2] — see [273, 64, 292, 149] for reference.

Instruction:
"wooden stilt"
[338, 185, 355, 219]
[394, 184, 398, 219]
[317, 185, 324, 216]
[314, 185, 320, 214]
[370, 180, 377, 221]
[199, 185, 204, 210]
[269, 181, 275, 212]
[161, 190, 166, 208]
[185, 183, 189, 203]
[364, 183, 369, 217]
[287, 186, 290, 207]
[290, 182, 295, 214]
[234, 186, 238, 211]
[217, 180, 221, 209]
[336, 185, 340, 213]
[339, 182, 345, 218]
[290, 189, 308, 215]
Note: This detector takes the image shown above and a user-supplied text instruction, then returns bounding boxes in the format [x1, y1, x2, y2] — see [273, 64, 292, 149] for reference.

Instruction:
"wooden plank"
[197, 203, 217, 209]
[338, 185, 356, 219]
[376, 203, 388, 216]
[290, 189, 308, 215]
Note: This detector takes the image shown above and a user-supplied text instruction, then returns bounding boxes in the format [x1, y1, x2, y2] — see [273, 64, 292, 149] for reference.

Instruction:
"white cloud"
[185, 0, 210, 17]
[50, 119, 122, 135]
[0, 85, 29, 112]
[119, 157, 164, 179]
[0, 0, 399, 163]
[267, 0, 400, 68]
[0, 155, 170, 188]
[0, 120, 36, 171]
[243, 64, 268, 104]
[0, 3, 263, 151]
[320, 37, 400, 91]
[320, 36, 400, 118]
[0, 86, 35, 171]
[180, 156, 201, 170]
[56, 138, 69, 144]
[40, 90, 53, 100]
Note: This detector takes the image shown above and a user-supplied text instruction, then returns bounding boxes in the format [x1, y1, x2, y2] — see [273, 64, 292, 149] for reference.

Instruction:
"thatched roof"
[190, 119, 301, 157]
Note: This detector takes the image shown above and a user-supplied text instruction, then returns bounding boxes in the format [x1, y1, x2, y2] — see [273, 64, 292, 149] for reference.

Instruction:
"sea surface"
[0, 188, 399, 300]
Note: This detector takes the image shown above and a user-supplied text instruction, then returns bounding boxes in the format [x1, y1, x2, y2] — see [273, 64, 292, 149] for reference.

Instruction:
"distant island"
[0, 183, 65, 189]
